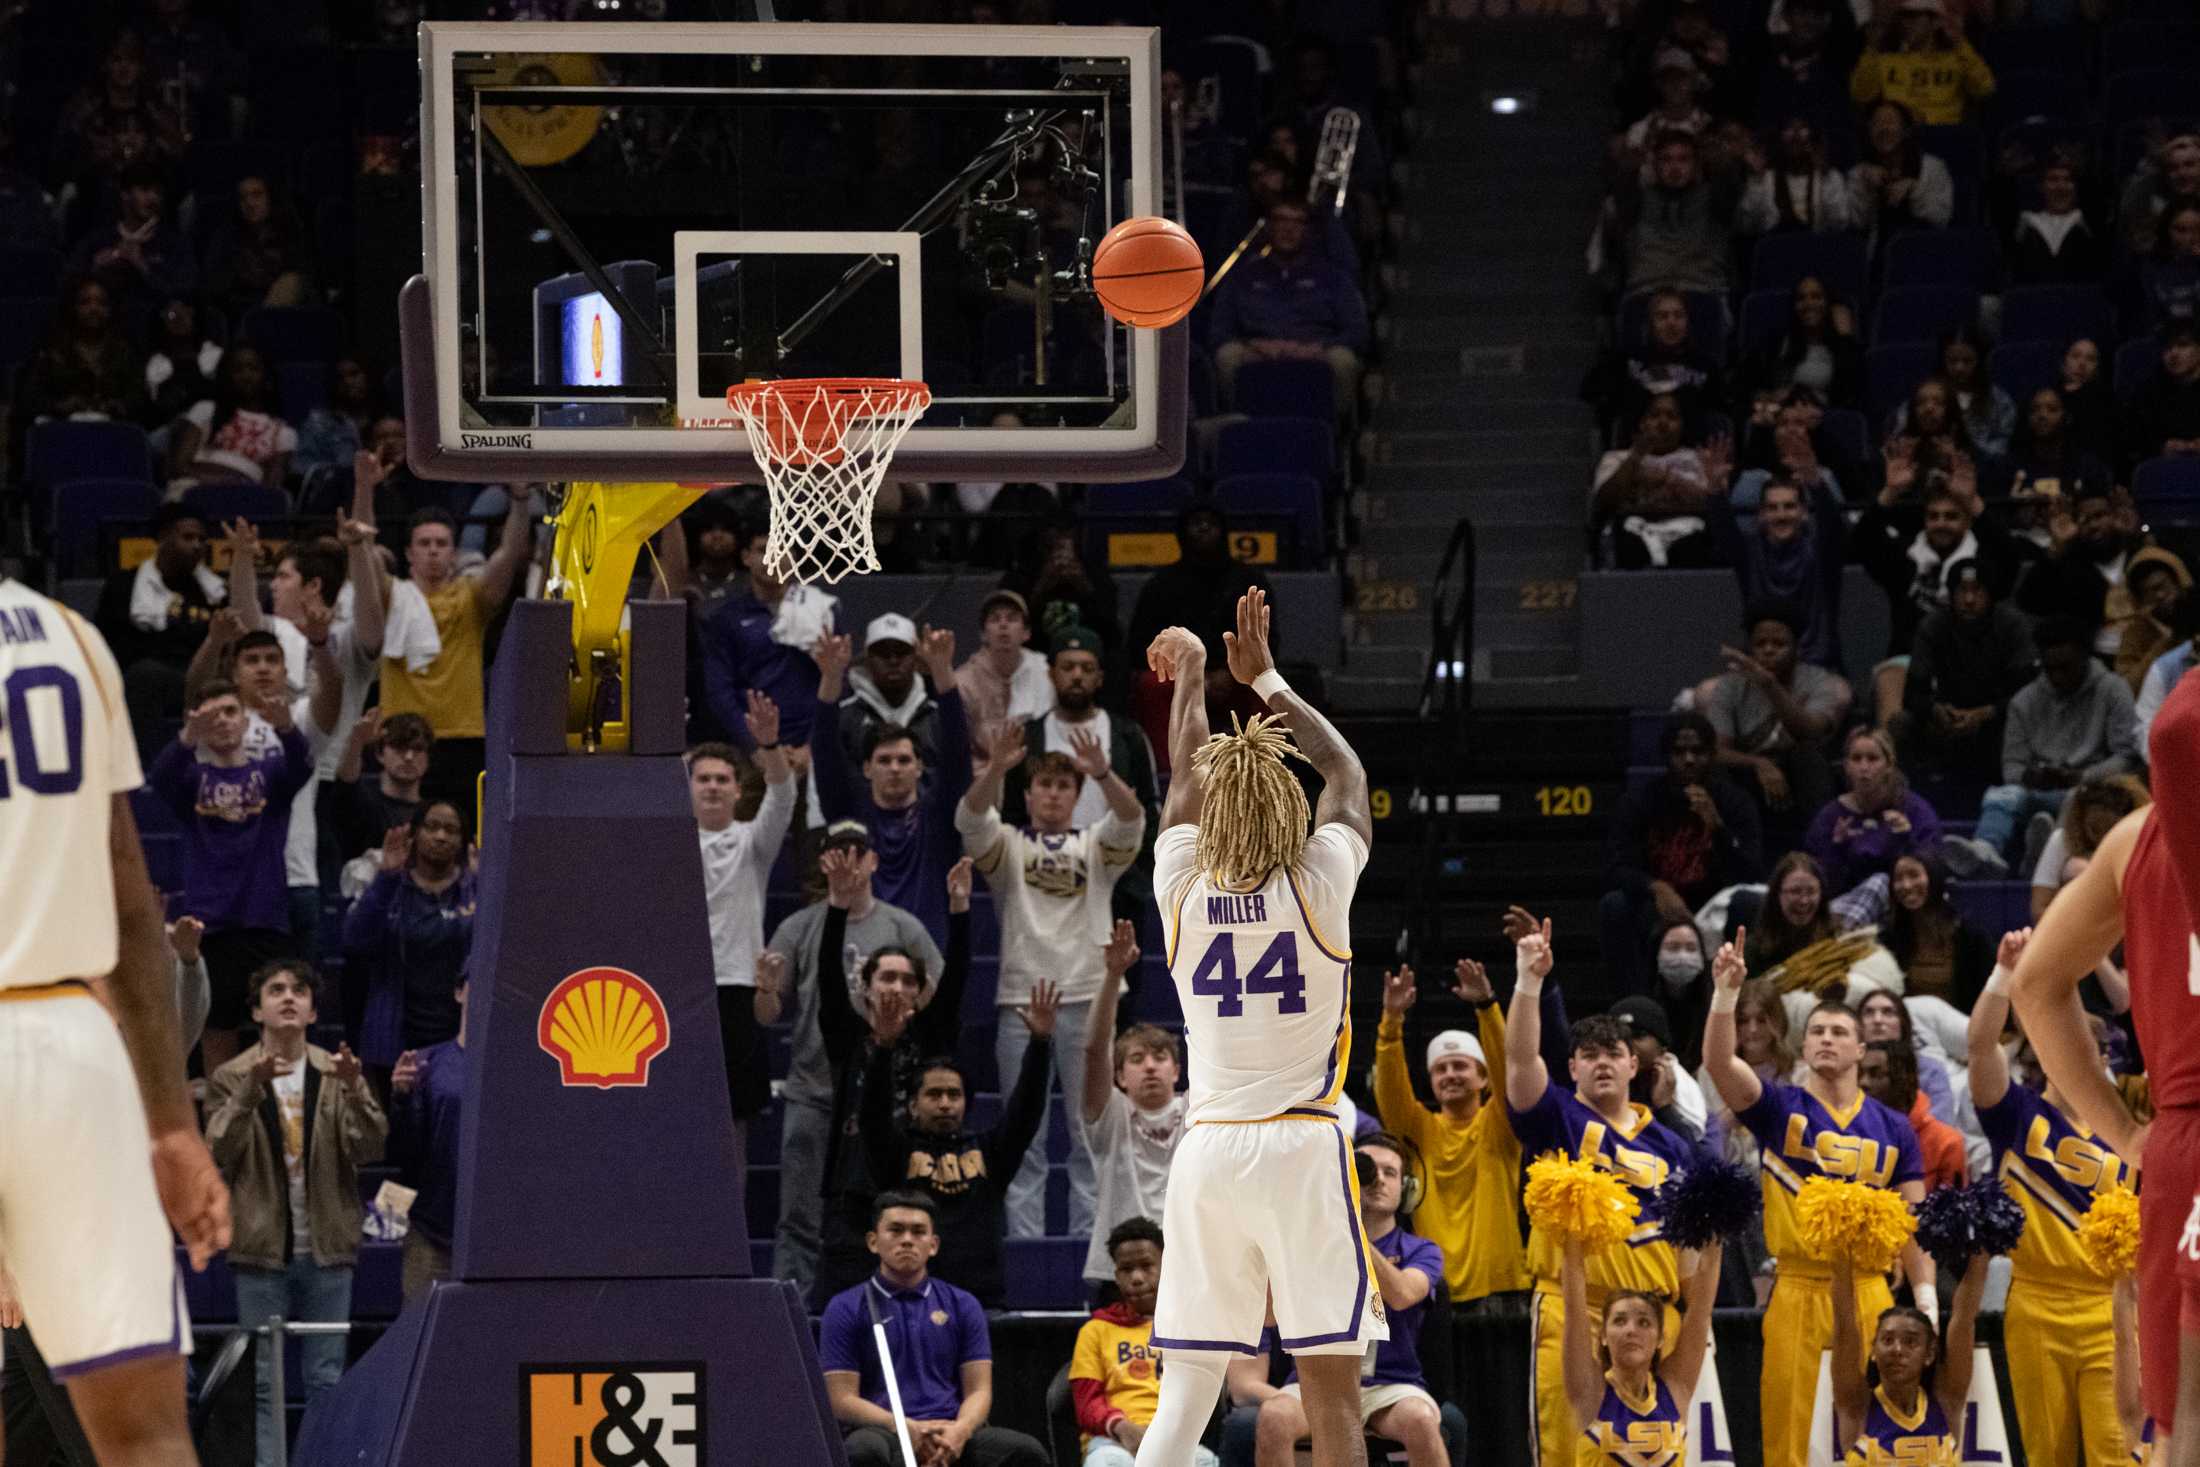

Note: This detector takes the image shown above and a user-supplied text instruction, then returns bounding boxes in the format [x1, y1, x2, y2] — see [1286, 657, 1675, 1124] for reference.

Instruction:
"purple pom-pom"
[1649, 1159, 1761, 1250]
[1913, 1180, 2027, 1267]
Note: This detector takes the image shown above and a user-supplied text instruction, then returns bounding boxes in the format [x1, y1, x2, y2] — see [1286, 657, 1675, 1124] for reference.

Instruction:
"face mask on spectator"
[1657, 950, 1704, 986]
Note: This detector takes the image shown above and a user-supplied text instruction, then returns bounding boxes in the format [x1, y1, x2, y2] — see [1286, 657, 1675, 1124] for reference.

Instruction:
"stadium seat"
[1983, 72, 2086, 132]
[1982, 24, 2084, 75]
[1184, 37, 1264, 143]
[241, 304, 346, 365]
[278, 360, 330, 422]
[1097, 476, 1195, 519]
[1869, 286, 1976, 346]
[2000, 286, 2113, 349]
[1881, 228, 2000, 293]
[1819, 409, 1870, 468]
[23, 420, 155, 502]
[1215, 471, 1326, 563]
[0, 245, 62, 296]
[2103, 21, 2200, 78]
[1735, 288, 1791, 362]
[2117, 336, 2161, 393]
[1001, 1238, 1089, 1310]
[2107, 67, 2200, 133]
[1864, 343, 1938, 426]
[187, 142, 290, 210]
[0, 296, 53, 371]
[183, 481, 290, 527]
[1748, 232, 1866, 301]
[1214, 416, 1335, 482]
[1233, 359, 1339, 422]
[2134, 457, 2200, 524]
[1989, 340, 2059, 402]
[48, 477, 159, 578]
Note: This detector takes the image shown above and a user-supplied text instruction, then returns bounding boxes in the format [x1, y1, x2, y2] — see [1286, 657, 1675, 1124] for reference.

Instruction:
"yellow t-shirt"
[1848, 41, 1996, 127]
[1069, 1309, 1163, 1450]
[1372, 1005, 1530, 1303]
[381, 578, 489, 739]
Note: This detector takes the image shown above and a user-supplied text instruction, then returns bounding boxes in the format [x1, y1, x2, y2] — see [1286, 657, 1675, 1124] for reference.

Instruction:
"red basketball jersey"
[2132, 663, 2200, 1112]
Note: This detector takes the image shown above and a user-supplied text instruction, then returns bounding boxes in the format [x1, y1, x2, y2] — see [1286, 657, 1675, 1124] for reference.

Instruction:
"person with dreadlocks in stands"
[1132, 589, 1379, 1467]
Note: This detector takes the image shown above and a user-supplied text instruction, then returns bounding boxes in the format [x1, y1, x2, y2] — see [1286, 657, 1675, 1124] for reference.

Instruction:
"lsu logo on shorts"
[524, 1363, 704, 1466]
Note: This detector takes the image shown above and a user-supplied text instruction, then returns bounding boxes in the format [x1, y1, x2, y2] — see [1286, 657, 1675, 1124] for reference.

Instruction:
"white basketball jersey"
[0, 579, 142, 989]
[1154, 822, 1368, 1124]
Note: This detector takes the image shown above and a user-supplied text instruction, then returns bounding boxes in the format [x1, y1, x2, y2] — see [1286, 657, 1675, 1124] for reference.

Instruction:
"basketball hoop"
[723, 377, 932, 586]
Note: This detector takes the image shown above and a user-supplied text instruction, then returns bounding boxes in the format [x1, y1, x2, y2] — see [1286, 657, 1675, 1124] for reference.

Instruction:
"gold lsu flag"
[525, 1365, 704, 1467]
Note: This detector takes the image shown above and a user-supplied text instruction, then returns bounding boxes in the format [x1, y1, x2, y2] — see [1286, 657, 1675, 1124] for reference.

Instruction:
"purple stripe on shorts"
[1276, 1120, 1370, 1350]
[1148, 1333, 1264, 1356]
[50, 1264, 184, 1379]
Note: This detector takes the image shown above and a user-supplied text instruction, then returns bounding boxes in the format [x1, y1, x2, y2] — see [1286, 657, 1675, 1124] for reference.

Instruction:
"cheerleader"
[1560, 1236, 1722, 1465]
[1830, 1250, 1988, 1465]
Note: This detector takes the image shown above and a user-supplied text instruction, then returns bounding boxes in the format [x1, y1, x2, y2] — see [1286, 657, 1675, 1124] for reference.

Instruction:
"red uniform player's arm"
[2148, 664, 2200, 924]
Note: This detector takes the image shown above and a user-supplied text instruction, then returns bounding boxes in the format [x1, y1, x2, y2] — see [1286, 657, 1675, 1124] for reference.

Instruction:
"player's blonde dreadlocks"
[1192, 712, 1312, 887]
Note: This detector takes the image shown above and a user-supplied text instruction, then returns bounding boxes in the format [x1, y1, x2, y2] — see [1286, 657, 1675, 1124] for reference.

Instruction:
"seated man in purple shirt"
[818, 1192, 1048, 1467]
[1206, 194, 1372, 421]
[390, 972, 468, 1304]
[811, 625, 972, 942]
[148, 675, 311, 1075]
[1223, 1133, 1455, 1467]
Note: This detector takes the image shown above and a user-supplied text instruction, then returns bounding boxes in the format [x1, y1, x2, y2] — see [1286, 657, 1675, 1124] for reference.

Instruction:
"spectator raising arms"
[1070, 1219, 1214, 1467]
[1848, 0, 1994, 126]
[812, 624, 971, 942]
[342, 800, 475, 1088]
[959, 718, 1144, 1244]
[1804, 727, 1944, 900]
[834, 614, 946, 770]
[1856, 441, 2007, 667]
[1737, 115, 1859, 236]
[1591, 394, 1728, 569]
[149, 677, 312, 1072]
[1558, 1236, 1720, 1463]
[1712, 470, 1847, 669]
[1371, 957, 1531, 1309]
[1078, 922, 1185, 1294]
[1609, 130, 1745, 297]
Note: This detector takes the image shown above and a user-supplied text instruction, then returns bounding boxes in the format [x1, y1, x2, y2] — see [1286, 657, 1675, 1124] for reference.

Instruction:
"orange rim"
[724, 377, 931, 464]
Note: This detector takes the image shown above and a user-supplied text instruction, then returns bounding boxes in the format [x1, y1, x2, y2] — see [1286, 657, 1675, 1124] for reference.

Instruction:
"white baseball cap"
[865, 613, 918, 650]
[1427, 1030, 1486, 1071]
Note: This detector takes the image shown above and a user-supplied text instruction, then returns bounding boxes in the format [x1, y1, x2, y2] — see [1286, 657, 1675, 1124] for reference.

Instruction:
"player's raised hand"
[151, 1130, 232, 1272]
[1453, 957, 1494, 1004]
[1382, 965, 1417, 1014]
[1103, 919, 1140, 978]
[945, 855, 974, 914]
[331, 1044, 364, 1088]
[1711, 928, 1749, 992]
[745, 689, 782, 749]
[1145, 626, 1204, 682]
[917, 624, 956, 686]
[1996, 926, 2033, 971]
[1022, 978, 1061, 1040]
[1223, 587, 1276, 687]
[1065, 723, 1111, 780]
[391, 1049, 422, 1096]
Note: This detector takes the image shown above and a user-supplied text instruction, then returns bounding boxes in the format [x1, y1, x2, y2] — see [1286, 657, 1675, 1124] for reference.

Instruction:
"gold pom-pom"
[1524, 1153, 1642, 1253]
[1794, 1176, 1917, 1274]
[2079, 1185, 2141, 1276]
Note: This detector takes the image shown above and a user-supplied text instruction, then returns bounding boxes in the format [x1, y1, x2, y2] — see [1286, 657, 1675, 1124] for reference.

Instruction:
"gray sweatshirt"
[2001, 660, 2141, 784]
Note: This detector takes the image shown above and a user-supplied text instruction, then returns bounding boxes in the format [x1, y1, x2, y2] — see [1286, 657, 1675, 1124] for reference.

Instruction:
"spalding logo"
[538, 967, 670, 1088]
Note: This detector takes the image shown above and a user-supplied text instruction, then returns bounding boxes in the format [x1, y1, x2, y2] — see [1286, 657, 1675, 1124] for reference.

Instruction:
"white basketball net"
[724, 379, 932, 586]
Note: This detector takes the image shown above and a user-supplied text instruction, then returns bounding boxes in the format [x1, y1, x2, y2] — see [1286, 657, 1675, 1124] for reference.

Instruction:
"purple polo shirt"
[819, 1273, 990, 1421]
[1267, 1224, 1443, 1389]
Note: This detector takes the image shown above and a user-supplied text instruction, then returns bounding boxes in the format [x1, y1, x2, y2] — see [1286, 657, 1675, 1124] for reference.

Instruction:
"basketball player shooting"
[1136, 588, 1382, 1467]
[0, 576, 231, 1467]
[2012, 664, 2200, 1467]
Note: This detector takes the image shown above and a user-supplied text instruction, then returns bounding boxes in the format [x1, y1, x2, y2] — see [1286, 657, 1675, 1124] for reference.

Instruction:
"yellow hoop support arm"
[547, 480, 707, 752]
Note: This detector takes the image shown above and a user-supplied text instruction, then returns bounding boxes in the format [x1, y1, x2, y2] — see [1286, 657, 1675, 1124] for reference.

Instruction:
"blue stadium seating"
[2000, 285, 2113, 349]
[48, 477, 159, 577]
[1232, 359, 1339, 423]
[1749, 232, 1867, 302]
[1001, 1239, 1089, 1310]
[0, 245, 61, 296]
[2103, 21, 2200, 77]
[1735, 289, 1791, 362]
[1095, 477, 1195, 519]
[1818, 409, 1870, 469]
[1869, 286, 1976, 346]
[278, 359, 330, 422]
[1864, 342, 1938, 426]
[2134, 456, 2200, 524]
[241, 304, 346, 365]
[184, 481, 290, 528]
[1988, 340, 2059, 403]
[1984, 72, 2086, 133]
[2117, 336, 2161, 393]
[1216, 471, 1326, 564]
[1214, 416, 1336, 482]
[0, 296, 53, 372]
[1882, 228, 2000, 293]
[2106, 66, 2200, 133]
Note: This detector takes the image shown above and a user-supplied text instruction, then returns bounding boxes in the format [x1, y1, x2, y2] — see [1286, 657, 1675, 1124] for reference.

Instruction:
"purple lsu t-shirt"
[148, 726, 311, 932]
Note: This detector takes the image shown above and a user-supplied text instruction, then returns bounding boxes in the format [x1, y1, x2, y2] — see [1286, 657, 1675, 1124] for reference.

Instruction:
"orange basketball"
[1091, 216, 1205, 329]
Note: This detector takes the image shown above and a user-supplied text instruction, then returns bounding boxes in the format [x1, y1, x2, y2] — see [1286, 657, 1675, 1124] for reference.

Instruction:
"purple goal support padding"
[299, 598, 846, 1465]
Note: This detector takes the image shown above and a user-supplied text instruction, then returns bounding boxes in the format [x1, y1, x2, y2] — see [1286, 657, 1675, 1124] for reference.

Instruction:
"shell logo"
[538, 967, 670, 1089]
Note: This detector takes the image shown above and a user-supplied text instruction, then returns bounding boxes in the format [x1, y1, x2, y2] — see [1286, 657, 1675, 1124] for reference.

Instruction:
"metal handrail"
[1403, 516, 1475, 970]
[191, 1316, 359, 1467]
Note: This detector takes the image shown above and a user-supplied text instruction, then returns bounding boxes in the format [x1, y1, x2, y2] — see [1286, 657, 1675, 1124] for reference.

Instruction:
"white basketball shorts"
[1149, 1108, 1388, 1358]
[0, 988, 191, 1376]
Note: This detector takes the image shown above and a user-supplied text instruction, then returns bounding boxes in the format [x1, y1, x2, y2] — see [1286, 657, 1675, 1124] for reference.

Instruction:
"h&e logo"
[524, 1363, 703, 1467]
